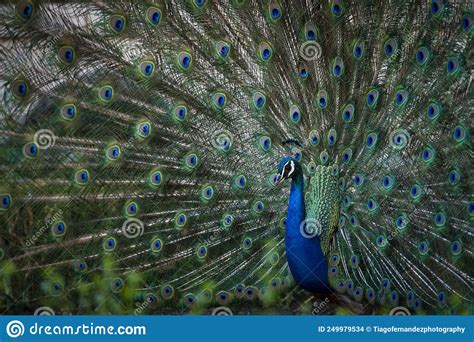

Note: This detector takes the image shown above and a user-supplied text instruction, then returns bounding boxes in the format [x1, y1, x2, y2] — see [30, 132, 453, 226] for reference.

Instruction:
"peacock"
[0, 0, 473, 316]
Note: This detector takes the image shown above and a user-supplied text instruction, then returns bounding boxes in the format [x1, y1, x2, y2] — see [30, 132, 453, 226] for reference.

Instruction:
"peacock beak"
[275, 174, 284, 186]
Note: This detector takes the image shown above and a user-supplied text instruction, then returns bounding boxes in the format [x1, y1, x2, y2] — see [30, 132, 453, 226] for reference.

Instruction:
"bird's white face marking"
[279, 160, 295, 181]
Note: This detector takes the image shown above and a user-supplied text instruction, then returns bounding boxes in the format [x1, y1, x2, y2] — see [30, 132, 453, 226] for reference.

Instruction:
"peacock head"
[276, 138, 305, 185]
[275, 156, 302, 185]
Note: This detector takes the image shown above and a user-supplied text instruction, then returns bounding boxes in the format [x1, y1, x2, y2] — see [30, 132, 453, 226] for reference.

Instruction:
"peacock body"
[0, 0, 473, 315]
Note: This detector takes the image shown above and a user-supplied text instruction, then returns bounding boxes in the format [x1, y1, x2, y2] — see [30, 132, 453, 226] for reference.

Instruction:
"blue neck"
[285, 173, 330, 293]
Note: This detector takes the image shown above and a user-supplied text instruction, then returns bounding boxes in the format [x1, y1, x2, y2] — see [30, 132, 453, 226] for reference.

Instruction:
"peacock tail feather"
[0, 0, 472, 315]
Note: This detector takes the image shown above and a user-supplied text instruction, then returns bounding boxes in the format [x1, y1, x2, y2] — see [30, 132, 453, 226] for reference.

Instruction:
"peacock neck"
[285, 173, 330, 293]
[287, 173, 306, 235]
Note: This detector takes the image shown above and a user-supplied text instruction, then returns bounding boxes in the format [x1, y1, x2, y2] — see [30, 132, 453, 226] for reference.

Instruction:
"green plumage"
[305, 165, 341, 256]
